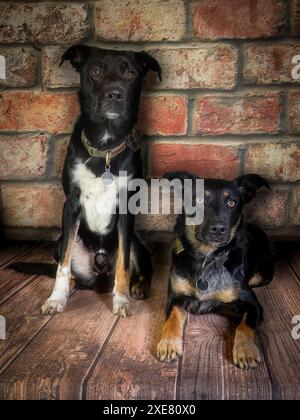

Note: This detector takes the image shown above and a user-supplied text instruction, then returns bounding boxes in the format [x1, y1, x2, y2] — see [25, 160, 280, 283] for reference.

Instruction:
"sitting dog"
[12, 45, 161, 317]
[157, 172, 274, 369]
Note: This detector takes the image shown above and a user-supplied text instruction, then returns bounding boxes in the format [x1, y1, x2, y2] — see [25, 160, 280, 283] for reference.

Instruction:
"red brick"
[243, 43, 300, 85]
[52, 137, 69, 178]
[1, 184, 64, 228]
[0, 47, 36, 88]
[139, 96, 187, 136]
[192, 0, 285, 39]
[0, 3, 89, 44]
[146, 46, 237, 90]
[193, 95, 280, 135]
[0, 92, 79, 134]
[291, 188, 300, 224]
[150, 143, 240, 179]
[95, 0, 185, 42]
[0, 135, 48, 179]
[42, 47, 80, 89]
[244, 188, 288, 226]
[291, 0, 300, 35]
[287, 92, 300, 133]
[245, 143, 300, 182]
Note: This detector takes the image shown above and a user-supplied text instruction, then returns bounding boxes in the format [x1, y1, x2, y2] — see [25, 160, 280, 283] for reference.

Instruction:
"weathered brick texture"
[94, 0, 186, 42]
[0, 135, 48, 179]
[192, 0, 285, 39]
[0, 0, 299, 239]
[150, 143, 240, 179]
[146, 47, 238, 90]
[192, 95, 280, 135]
[0, 3, 89, 44]
[243, 43, 300, 85]
[139, 96, 187, 136]
[0, 92, 79, 134]
[0, 47, 37, 88]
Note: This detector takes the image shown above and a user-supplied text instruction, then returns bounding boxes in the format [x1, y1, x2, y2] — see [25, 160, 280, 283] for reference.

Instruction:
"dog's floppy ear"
[135, 51, 162, 81]
[235, 174, 271, 203]
[60, 45, 92, 71]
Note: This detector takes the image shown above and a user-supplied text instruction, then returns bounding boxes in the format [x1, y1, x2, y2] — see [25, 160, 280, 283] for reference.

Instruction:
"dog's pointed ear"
[235, 174, 271, 203]
[60, 45, 92, 71]
[135, 51, 162, 81]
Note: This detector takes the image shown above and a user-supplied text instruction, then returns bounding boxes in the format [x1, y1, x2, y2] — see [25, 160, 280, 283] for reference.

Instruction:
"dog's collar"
[171, 235, 230, 268]
[172, 237, 232, 291]
[81, 127, 140, 159]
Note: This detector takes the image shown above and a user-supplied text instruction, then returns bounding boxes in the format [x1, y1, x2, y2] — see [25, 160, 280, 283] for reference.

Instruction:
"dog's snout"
[105, 89, 123, 102]
[208, 223, 227, 235]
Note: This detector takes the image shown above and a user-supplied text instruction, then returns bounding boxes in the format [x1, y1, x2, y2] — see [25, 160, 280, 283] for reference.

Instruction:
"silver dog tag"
[101, 168, 114, 186]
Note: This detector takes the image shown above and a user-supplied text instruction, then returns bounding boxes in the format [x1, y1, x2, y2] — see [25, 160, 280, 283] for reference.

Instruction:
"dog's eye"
[126, 69, 136, 81]
[227, 200, 236, 208]
[90, 65, 103, 79]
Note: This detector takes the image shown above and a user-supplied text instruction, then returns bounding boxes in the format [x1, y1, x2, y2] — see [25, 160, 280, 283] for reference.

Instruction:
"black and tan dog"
[11, 45, 161, 317]
[157, 172, 274, 369]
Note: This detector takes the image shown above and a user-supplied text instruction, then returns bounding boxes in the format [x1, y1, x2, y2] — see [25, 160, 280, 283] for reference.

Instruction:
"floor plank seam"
[286, 261, 300, 284]
[0, 242, 40, 269]
[0, 274, 38, 306]
[257, 330, 276, 400]
[80, 316, 120, 401]
[0, 288, 78, 379]
[0, 315, 53, 378]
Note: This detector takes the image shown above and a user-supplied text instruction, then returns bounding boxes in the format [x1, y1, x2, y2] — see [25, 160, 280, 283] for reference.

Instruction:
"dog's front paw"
[41, 297, 67, 315]
[233, 338, 262, 369]
[113, 294, 131, 318]
[130, 277, 149, 300]
[157, 337, 183, 362]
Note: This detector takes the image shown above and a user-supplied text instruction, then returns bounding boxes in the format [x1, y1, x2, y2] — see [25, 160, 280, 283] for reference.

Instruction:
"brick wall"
[0, 0, 299, 240]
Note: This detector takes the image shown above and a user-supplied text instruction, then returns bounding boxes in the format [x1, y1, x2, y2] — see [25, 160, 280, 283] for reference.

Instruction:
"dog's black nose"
[208, 223, 227, 235]
[105, 90, 123, 102]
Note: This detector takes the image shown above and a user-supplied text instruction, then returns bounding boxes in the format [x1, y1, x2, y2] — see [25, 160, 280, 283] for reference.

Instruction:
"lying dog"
[12, 45, 161, 317]
[157, 172, 274, 369]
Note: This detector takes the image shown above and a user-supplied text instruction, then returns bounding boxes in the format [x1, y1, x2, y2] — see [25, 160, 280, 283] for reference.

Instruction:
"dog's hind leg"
[130, 234, 153, 300]
[42, 188, 81, 315]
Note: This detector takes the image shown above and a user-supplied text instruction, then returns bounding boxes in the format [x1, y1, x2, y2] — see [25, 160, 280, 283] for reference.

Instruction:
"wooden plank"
[178, 312, 272, 400]
[0, 243, 55, 304]
[0, 289, 119, 400]
[255, 261, 300, 400]
[0, 275, 54, 377]
[84, 262, 179, 400]
[286, 247, 300, 279]
[0, 242, 38, 267]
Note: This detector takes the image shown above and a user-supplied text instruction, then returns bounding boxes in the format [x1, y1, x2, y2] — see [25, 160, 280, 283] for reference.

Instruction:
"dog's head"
[60, 44, 161, 125]
[165, 172, 270, 253]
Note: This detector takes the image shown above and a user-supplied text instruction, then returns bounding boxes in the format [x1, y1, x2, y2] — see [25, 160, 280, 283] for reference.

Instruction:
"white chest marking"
[72, 162, 130, 234]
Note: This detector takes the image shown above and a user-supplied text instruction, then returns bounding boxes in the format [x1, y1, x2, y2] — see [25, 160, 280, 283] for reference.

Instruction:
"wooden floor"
[0, 241, 300, 400]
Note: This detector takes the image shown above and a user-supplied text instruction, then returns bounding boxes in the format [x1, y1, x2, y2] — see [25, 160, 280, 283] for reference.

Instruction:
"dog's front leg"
[232, 294, 263, 369]
[113, 214, 133, 317]
[42, 188, 81, 315]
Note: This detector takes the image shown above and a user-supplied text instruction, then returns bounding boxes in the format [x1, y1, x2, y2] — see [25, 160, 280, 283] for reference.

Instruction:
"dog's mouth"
[105, 111, 120, 120]
[195, 229, 231, 248]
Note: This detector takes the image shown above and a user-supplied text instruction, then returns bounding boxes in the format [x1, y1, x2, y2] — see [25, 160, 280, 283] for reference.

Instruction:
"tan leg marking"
[233, 314, 261, 369]
[249, 272, 263, 287]
[157, 306, 187, 362]
[113, 235, 131, 317]
[42, 220, 79, 315]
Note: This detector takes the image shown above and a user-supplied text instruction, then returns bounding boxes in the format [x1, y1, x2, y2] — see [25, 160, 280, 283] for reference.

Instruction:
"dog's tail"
[8, 262, 58, 278]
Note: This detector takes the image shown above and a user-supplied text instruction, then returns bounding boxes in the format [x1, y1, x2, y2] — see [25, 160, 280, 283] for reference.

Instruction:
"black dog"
[157, 172, 274, 369]
[13, 45, 161, 317]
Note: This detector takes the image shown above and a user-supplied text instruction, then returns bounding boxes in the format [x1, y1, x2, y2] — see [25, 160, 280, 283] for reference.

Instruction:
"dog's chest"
[71, 162, 129, 235]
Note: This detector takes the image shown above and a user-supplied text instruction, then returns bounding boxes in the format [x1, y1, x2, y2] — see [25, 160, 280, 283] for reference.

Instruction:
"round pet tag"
[101, 170, 114, 186]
